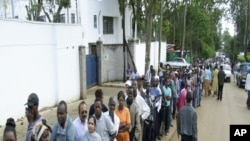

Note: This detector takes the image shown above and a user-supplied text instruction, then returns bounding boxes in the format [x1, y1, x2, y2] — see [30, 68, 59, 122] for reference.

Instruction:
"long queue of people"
[3, 64, 208, 141]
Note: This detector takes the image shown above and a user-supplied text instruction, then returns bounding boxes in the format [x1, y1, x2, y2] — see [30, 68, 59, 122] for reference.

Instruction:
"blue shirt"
[204, 69, 212, 80]
[50, 115, 76, 141]
[150, 87, 161, 97]
[162, 86, 171, 106]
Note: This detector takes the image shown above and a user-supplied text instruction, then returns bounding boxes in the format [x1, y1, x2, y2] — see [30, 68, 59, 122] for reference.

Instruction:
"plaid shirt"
[177, 103, 197, 139]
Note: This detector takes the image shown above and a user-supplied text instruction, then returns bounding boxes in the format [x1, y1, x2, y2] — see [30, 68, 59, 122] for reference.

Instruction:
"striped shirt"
[177, 103, 197, 138]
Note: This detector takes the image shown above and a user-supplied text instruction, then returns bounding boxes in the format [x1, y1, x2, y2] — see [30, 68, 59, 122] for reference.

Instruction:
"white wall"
[82, 0, 131, 46]
[134, 41, 167, 75]
[0, 19, 82, 125]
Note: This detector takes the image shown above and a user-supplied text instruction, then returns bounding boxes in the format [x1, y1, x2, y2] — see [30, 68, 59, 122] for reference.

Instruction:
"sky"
[221, 16, 235, 36]
[220, 1, 235, 36]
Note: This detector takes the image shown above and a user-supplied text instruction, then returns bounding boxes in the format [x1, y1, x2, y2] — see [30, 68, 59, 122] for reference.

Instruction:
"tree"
[144, 0, 158, 74]
[25, 0, 71, 23]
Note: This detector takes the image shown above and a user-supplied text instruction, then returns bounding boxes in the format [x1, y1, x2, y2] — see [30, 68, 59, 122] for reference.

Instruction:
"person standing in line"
[217, 66, 226, 101]
[126, 87, 141, 141]
[245, 70, 250, 110]
[115, 91, 131, 141]
[93, 98, 117, 141]
[177, 81, 187, 112]
[31, 119, 52, 141]
[3, 118, 17, 141]
[177, 92, 198, 141]
[82, 116, 102, 141]
[204, 66, 212, 97]
[73, 101, 88, 141]
[89, 89, 109, 117]
[131, 80, 150, 123]
[142, 82, 155, 141]
[212, 65, 219, 97]
[50, 100, 76, 141]
[24, 93, 43, 141]
[162, 78, 172, 136]
[104, 97, 120, 141]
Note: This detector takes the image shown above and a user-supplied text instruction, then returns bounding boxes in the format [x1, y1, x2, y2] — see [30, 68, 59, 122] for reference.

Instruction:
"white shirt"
[73, 117, 88, 141]
[135, 90, 150, 120]
[94, 113, 117, 141]
[104, 111, 120, 141]
[245, 73, 250, 90]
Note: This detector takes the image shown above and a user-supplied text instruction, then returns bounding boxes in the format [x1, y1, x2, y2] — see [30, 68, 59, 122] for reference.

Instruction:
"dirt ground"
[170, 80, 250, 141]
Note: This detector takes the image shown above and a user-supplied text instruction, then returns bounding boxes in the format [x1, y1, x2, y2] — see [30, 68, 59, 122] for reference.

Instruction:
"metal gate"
[86, 54, 98, 88]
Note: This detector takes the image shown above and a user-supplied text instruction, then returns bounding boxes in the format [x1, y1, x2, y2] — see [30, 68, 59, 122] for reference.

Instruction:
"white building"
[0, 0, 133, 125]
[0, 0, 132, 48]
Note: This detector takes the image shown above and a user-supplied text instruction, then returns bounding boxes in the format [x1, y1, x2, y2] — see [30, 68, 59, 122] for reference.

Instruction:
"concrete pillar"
[96, 40, 103, 85]
[79, 45, 87, 99]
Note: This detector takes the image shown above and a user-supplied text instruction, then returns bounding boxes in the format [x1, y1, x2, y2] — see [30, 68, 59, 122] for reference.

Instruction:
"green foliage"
[237, 52, 250, 62]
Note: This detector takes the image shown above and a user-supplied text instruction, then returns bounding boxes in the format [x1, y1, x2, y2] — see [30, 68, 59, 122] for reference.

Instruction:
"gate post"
[79, 45, 87, 99]
[96, 40, 103, 85]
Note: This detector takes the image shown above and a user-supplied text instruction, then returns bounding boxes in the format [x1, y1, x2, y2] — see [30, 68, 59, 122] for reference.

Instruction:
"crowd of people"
[3, 61, 231, 141]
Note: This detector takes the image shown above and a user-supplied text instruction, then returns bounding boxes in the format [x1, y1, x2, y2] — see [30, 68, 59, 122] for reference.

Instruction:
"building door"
[86, 54, 98, 88]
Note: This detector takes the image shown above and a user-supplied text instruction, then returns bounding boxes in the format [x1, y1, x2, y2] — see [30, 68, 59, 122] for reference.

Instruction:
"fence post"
[79, 45, 87, 99]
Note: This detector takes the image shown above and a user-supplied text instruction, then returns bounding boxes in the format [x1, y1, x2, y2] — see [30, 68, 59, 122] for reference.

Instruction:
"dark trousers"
[156, 106, 164, 136]
[143, 120, 155, 141]
[172, 98, 177, 118]
[181, 134, 193, 141]
[218, 84, 224, 100]
[164, 106, 171, 132]
[247, 90, 250, 107]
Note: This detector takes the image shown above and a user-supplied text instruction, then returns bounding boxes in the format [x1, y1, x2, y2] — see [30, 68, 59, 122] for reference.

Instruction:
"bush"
[237, 54, 250, 62]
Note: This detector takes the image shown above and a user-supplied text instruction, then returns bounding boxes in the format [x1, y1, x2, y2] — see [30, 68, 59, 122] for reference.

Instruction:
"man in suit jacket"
[217, 66, 226, 101]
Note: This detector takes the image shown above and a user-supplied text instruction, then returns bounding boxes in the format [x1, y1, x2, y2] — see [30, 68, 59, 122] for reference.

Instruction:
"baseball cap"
[125, 80, 132, 87]
[25, 93, 39, 106]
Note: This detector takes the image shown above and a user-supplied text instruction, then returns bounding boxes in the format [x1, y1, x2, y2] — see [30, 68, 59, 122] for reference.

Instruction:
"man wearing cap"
[25, 93, 43, 141]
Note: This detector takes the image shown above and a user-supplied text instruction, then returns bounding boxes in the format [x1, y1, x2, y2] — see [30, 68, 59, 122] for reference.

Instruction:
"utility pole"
[158, 0, 163, 65]
[244, 0, 249, 62]
[123, 1, 126, 82]
[181, 0, 188, 58]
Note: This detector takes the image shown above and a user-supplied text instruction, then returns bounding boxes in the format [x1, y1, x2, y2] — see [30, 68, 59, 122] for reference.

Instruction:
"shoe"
[217, 98, 219, 100]
[248, 107, 250, 110]
[220, 99, 222, 101]
[157, 136, 161, 140]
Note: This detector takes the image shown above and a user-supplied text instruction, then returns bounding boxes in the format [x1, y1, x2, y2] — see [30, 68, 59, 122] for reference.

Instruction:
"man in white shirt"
[73, 101, 88, 141]
[104, 97, 120, 141]
[94, 98, 117, 141]
[132, 80, 150, 121]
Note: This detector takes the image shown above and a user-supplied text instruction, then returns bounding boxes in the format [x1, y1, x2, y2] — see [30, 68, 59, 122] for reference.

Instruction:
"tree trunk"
[158, 0, 163, 64]
[181, 0, 188, 58]
[144, 0, 156, 74]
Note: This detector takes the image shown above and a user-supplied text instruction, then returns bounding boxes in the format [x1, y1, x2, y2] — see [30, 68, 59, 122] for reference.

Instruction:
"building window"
[94, 15, 97, 28]
[60, 14, 65, 23]
[103, 16, 113, 34]
[71, 13, 75, 24]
